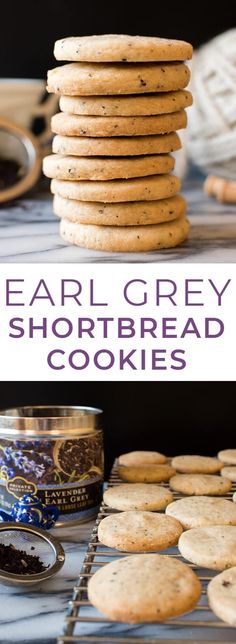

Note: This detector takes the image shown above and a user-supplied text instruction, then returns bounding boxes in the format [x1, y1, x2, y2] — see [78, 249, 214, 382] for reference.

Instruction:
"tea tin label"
[0, 433, 103, 524]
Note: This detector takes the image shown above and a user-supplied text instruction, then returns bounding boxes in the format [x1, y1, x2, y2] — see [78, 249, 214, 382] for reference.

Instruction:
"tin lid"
[0, 406, 102, 438]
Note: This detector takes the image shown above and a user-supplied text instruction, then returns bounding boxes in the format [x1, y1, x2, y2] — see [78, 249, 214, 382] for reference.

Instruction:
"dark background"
[0, 382, 234, 476]
[1, 0, 236, 78]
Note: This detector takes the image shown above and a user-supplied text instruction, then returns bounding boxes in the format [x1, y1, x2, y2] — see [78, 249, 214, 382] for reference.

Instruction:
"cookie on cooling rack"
[118, 463, 175, 482]
[87, 553, 201, 623]
[169, 473, 231, 495]
[178, 526, 236, 570]
[166, 496, 236, 529]
[98, 510, 183, 551]
[171, 455, 223, 474]
[218, 450, 236, 465]
[208, 566, 236, 626]
[221, 467, 236, 482]
[118, 450, 167, 466]
[103, 483, 173, 511]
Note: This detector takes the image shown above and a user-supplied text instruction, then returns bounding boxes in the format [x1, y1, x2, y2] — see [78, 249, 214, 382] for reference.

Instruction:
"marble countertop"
[0, 178, 236, 263]
[0, 521, 92, 644]
[1, 516, 235, 644]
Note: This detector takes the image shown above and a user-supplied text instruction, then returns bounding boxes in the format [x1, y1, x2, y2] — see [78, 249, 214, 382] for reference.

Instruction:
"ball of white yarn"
[187, 29, 236, 179]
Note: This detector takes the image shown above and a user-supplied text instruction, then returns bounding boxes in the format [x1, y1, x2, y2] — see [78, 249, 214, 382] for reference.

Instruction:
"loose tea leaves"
[0, 543, 47, 575]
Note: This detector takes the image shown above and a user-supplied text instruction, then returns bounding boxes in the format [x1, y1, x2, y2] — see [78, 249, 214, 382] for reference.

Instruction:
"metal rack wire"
[58, 464, 236, 644]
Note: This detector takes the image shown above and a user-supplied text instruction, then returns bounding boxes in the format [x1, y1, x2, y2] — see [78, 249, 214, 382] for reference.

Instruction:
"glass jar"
[0, 406, 103, 526]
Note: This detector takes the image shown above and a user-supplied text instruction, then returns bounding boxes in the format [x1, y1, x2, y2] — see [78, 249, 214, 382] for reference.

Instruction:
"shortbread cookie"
[118, 464, 175, 482]
[53, 194, 186, 227]
[118, 450, 167, 466]
[60, 215, 189, 253]
[54, 34, 193, 63]
[87, 554, 201, 623]
[51, 111, 187, 137]
[103, 483, 173, 511]
[47, 62, 191, 96]
[166, 497, 236, 529]
[208, 567, 236, 626]
[179, 526, 236, 570]
[171, 455, 222, 474]
[169, 474, 231, 496]
[43, 153, 174, 181]
[218, 450, 236, 465]
[51, 174, 181, 203]
[221, 467, 236, 482]
[60, 90, 193, 116]
[98, 511, 183, 552]
[52, 132, 181, 156]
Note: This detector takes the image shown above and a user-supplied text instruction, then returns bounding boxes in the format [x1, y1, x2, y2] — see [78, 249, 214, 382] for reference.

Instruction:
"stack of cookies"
[43, 34, 193, 253]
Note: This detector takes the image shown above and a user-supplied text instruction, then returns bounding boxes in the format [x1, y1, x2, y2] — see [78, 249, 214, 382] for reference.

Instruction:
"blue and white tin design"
[0, 406, 103, 526]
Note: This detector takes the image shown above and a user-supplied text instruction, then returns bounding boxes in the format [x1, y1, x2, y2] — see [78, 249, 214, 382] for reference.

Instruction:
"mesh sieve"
[0, 522, 65, 586]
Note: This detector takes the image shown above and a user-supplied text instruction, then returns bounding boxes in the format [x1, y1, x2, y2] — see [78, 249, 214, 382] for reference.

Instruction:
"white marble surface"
[0, 179, 236, 262]
[1, 516, 236, 644]
[0, 521, 92, 644]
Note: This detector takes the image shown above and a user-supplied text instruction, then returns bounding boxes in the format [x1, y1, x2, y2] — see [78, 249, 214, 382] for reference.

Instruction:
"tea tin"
[0, 406, 103, 526]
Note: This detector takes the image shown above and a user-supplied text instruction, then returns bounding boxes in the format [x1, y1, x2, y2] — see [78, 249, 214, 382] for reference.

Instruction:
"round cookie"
[218, 449, 236, 465]
[60, 215, 189, 253]
[51, 174, 181, 203]
[53, 195, 186, 227]
[52, 132, 181, 157]
[103, 483, 173, 511]
[118, 451, 167, 466]
[221, 467, 236, 482]
[118, 464, 175, 482]
[171, 455, 223, 474]
[43, 153, 175, 181]
[208, 567, 236, 626]
[169, 474, 231, 496]
[178, 526, 236, 570]
[51, 110, 187, 137]
[60, 89, 193, 116]
[47, 62, 191, 96]
[54, 34, 193, 63]
[59, 90, 193, 116]
[87, 553, 201, 623]
[98, 511, 183, 552]
[166, 496, 236, 529]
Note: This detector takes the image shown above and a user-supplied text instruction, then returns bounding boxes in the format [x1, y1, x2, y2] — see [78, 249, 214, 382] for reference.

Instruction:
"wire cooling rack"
[58, 463, 236, 644]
